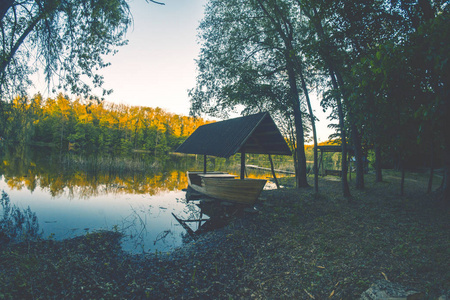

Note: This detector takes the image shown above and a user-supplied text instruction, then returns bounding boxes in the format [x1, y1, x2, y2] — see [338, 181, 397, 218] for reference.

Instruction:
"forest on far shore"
[0, 94, 209, 157]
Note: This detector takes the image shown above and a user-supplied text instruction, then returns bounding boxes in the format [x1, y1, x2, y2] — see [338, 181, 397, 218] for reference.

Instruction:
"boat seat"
[197, 174, 237, 178]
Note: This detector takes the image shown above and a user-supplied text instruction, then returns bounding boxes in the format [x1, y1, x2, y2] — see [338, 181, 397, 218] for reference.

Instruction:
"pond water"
[0, 179, 198, 253]
[0, 145, 284, 254]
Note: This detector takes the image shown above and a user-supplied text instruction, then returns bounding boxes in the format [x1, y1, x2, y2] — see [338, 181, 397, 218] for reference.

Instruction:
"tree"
[298, 0, 352, 197]
[340, 0, 449, 200]
[190, 0, 315, 188]
[0, 0, 163, 100]
[3, 93, 208, 157]
[296, 0, 420, 196]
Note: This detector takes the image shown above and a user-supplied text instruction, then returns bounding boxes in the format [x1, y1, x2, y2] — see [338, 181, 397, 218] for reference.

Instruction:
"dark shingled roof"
[175, 112, 291, 158]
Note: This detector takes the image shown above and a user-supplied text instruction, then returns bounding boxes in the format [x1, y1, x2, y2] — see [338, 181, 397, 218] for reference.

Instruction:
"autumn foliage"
[1, 94, 209, 156]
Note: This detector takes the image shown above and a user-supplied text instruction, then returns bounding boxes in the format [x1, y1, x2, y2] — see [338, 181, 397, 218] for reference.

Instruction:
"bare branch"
[147, 0, 165, 5]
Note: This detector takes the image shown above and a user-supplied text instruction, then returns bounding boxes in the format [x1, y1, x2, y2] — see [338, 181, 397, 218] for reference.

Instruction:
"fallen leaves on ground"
[0, 171, 449, 299]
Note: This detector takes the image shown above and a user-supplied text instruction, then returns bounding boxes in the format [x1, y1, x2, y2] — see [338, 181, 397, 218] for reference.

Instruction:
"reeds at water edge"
[61, 154, 164, 174]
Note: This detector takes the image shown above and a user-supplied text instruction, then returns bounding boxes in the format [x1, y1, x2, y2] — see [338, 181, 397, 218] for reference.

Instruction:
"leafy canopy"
[0, 0, 143, 99]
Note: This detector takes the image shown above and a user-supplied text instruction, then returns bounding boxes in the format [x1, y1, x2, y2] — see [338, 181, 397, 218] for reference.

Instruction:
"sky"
[34, 0, 334, 142]
[98, 0, 207, 116]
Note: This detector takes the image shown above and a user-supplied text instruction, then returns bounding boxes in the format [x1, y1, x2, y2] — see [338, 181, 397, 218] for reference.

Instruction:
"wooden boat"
[187, 171, 266, 205]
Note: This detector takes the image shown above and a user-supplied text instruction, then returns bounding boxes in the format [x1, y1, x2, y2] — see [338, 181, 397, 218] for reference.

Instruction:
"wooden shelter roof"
[175, 112, 291, 158]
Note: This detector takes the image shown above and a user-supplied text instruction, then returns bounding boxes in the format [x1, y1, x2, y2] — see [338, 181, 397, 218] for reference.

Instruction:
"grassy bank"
[0, 171, 448, 299]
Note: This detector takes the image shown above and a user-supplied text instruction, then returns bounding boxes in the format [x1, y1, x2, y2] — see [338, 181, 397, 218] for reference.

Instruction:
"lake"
[0, 145, 284, 254]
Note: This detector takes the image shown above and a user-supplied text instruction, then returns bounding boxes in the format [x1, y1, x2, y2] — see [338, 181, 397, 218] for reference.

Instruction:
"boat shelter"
[175, 112, 292, 179]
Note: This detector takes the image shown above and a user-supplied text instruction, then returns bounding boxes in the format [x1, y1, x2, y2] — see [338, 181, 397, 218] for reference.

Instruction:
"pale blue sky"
[100, 0, 208, 115]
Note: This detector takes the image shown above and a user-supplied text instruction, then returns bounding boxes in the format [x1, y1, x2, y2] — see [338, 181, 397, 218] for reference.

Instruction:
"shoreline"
[1, 173, 449, 299]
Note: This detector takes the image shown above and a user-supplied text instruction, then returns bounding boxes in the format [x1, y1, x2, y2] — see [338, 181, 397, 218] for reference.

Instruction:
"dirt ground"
[1, 171, 449, 299]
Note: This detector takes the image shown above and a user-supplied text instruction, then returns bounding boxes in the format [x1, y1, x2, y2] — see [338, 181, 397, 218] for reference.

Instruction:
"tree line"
[0, 93, 208, 156]
[189, 0, 449, 201]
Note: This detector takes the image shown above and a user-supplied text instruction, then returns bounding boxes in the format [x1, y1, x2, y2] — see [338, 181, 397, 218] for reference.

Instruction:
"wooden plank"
[197, 173, 237, 178]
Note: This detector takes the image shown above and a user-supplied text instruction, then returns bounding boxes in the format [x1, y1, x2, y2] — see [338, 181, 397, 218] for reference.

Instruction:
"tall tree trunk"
[286, 59, 309, 188]
[293, 145, 298, 183]
[335, 70, 364, 190]
[350, 123, 364, 189]
[302, 5, 350, 197]
[375, 145, 383, 182]
[335, 83, 351, 198]
[256, 0, 308, 188]
[427, 141, 434, 194]
[328, 69, 351, 198]
[298, 63, 318, 193]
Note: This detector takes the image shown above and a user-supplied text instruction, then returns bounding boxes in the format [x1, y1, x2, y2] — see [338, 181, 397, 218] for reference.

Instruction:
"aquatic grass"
[0, 191, 42, 245]
[61, 154, 163, 174]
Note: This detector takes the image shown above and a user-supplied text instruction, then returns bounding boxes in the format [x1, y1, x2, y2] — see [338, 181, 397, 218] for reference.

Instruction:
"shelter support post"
[268, 154, 280, 188]
[320, 149, 324, 176]
[240, 151, 245, 180]
[203, 155, 207, 174]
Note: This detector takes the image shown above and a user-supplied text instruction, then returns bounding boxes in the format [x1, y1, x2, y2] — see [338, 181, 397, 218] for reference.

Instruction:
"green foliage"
[296, 0, 449, 196]
[1, 94, 208, 157]
[349, 7, 449, 172]
[0, 0, 132, 98]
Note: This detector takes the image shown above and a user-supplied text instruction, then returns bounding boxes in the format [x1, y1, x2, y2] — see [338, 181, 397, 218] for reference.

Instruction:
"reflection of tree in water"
[118, 205, 155, 253]
[0, 146, 204, 197]
[116, 198, 203, 253]
[0, 145, 289, 198]
[114, 190, 233, 249]
[0, 191, 42, 244]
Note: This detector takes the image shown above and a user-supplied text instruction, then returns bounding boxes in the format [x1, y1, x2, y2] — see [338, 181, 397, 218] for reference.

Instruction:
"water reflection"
[0, 178, 203, 253]
[0, 145, 204, 253]
[172, 189, 257, 240]
[1, 157, 190, 198]
[0, 145, 285, 254]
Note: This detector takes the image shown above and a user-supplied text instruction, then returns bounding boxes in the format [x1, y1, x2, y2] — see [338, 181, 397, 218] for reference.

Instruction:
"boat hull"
[187, 172, 266, 205]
